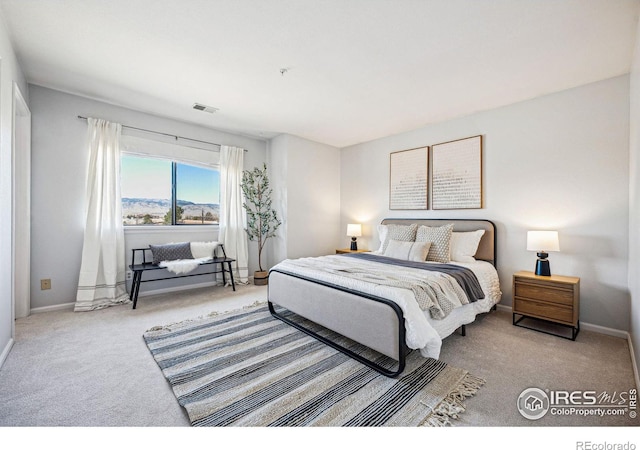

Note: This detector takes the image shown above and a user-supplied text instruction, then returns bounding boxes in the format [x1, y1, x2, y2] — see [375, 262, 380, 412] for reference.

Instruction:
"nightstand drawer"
[514, 281, 574, 306]
[514, 297, 574, 324]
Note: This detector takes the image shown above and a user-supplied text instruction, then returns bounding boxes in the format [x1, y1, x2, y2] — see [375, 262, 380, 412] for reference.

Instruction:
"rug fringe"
[144, 300, 266, 333]
[206, 300, 266, 318]
[420, 373, 485, 427]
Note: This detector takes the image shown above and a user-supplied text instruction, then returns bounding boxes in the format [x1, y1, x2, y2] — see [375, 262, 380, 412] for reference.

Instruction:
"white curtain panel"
[220, 145, 249, 284]
[74, 118, 130, 311]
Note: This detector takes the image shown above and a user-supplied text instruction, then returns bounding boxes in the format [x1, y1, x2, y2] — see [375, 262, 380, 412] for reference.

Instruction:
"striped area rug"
[143, 304, 484, 426]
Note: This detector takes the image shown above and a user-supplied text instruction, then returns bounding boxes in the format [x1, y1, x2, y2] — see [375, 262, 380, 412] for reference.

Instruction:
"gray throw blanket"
[340, 253, 485, 303]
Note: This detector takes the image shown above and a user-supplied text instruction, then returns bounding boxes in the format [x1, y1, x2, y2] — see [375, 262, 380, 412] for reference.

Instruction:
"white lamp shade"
[347, 223, 362, 237]
[527, 231, 560, 252]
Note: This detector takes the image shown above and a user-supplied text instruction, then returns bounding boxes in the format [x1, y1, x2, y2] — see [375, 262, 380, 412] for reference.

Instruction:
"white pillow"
[376, 224, 388, 253]
[450, 230, 485, 263]
[190, 241, 218, 259]
[383, 239, 431, 262]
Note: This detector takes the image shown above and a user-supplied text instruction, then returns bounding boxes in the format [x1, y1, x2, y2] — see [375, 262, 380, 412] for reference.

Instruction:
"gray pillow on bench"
[149, 242, 194, 265]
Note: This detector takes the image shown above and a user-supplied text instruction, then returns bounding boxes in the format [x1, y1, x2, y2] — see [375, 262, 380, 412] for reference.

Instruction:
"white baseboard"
[31, 302, 74, 314]
[30, 278, 248, 314]
[581, 321, 629, 339]
[497, 304, 639, 390]
[496, 304, 627, 338]
[0, 338, 14, 370]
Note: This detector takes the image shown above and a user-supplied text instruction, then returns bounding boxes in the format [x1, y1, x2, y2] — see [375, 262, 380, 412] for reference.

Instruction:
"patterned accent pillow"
[383, 240, 432, 262]
[416, 223, 454, 263]
[381, 223, 418, 253]
[150, 242, 194, 265]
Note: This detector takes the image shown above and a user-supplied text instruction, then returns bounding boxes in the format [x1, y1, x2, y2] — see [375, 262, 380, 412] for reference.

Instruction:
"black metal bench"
[128, 244, 236, 309]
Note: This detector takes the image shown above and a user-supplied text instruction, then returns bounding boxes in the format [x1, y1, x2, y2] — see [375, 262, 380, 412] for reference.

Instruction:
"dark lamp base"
[350, 237, 358, 251]
[535, 258, 551, 276]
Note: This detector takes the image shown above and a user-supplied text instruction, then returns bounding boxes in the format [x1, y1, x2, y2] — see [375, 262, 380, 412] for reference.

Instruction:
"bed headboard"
[380, 218, 496, 266]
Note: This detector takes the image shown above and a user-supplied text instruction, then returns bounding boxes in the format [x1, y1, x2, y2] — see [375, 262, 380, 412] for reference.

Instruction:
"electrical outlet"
[41, 279, 51, 290]
[126, 271, 132, 280]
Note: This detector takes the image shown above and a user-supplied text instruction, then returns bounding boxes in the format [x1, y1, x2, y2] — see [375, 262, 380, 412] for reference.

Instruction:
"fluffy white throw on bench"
[159, 256, 213, 275]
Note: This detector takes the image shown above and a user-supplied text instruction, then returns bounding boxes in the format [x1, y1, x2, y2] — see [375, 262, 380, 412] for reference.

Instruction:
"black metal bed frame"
[267, 269, 409, 377]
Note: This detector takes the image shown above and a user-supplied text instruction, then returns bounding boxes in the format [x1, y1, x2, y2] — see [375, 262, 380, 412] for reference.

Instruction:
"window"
[121, 155, 220, 226]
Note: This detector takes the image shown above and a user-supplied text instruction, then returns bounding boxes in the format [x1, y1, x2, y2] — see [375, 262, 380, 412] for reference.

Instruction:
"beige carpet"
[0, 283, 637, 430]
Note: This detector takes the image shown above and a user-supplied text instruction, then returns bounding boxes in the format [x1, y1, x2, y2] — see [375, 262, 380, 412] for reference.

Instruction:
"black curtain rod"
[77, 115, 223, 148]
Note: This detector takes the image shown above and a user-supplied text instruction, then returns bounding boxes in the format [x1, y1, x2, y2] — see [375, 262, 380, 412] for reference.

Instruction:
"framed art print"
[389, 146, 428, 210]
[431, 135, 482, 210]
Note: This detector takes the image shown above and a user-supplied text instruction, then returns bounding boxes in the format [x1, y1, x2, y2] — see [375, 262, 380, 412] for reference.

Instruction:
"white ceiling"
[0, 0, 638, 148]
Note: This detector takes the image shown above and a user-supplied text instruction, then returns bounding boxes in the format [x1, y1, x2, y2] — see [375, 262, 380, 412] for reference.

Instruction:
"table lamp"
[347, 224, 362, 251]
[526, 230, 560, 276]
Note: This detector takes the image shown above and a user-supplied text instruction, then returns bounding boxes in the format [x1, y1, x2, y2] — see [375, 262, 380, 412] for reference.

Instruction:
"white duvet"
[272, 254, 502, 359]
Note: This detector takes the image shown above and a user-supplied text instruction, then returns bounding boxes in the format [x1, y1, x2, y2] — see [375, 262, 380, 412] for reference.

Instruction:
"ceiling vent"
[192, 103, 219, 114]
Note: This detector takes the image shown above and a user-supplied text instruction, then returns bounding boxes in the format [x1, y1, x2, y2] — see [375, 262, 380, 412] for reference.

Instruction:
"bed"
[267, 218, 501, 377]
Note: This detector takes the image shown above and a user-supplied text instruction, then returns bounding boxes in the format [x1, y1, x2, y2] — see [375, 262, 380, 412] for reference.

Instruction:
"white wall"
[29, 85, 267, 310]
[342, 76, 630, 331]
[0, 17, 29, 366]
[629, 19, 640, 375]
[286, 135, 341, 258]
[267, 133, 341, 267]
[266, 134, 289, 266]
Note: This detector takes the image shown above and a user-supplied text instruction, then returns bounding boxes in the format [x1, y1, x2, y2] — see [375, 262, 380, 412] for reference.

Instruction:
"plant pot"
[254, 270, 269, 285]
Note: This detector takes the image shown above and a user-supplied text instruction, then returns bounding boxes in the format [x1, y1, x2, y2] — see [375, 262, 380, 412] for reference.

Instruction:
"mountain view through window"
[121, 155, 220, 225]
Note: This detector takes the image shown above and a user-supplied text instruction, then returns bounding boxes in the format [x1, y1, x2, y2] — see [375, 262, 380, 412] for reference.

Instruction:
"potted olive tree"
[241, 163, 282, 285]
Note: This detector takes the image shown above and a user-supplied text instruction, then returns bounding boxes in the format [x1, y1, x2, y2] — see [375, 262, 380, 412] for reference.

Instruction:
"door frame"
[12, 82, 31, 329]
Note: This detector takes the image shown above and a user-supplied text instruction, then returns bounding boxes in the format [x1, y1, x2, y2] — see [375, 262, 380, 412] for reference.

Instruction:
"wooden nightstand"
[336, 248, 369, 254]
[512, 271, 580, 340]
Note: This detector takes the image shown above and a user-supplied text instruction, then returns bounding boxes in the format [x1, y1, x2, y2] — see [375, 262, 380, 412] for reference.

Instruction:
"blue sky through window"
[121, 155, 219, 203]
[176, 163, 220, 204]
